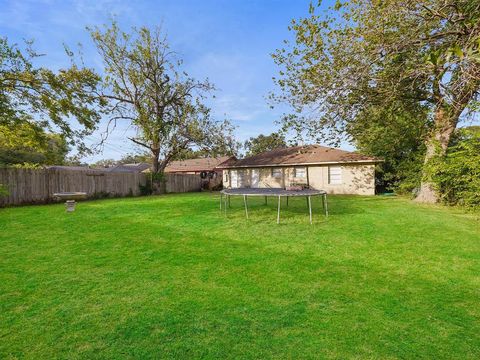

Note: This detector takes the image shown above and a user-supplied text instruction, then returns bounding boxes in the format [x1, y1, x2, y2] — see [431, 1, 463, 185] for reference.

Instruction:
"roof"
[47, 165, 104, 172]
[223, 145, 381, 168]
[107, 163, 151, 173]
[165, 156, 235, 173]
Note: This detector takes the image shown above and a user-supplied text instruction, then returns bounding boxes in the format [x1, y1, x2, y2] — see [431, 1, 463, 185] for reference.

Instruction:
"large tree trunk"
[415, 106, 456, 203]
[150, 148, 165, 194]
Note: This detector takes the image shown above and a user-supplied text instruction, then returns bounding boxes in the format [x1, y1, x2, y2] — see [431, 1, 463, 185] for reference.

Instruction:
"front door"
[251, 169, 259, 188]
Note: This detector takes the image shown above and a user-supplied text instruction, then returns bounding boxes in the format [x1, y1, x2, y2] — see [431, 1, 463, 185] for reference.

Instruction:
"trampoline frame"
[220, 188, 328, 224]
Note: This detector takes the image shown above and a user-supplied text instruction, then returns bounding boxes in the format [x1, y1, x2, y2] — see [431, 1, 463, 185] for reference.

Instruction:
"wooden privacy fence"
[0, 168, 203, 207]
[165, 173, 203, 193]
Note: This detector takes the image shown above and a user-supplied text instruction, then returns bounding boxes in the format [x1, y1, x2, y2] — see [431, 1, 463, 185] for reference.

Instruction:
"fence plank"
[0, 168, 204, 207]
[164, 173, 202, 193]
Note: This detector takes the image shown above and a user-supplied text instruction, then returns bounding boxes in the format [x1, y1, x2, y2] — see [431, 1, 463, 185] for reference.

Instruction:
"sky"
[1, 0, 340, 162]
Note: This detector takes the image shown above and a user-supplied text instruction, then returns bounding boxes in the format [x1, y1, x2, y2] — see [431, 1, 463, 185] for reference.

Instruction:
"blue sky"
[2, 0, 335, 161]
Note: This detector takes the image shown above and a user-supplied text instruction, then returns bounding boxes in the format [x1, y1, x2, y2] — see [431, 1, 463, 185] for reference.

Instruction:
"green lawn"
[1, 193, 479, 359]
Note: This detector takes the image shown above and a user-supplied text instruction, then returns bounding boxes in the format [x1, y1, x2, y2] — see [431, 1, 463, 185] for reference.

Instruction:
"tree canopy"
[272, 0, 480, 202]
[0, 123, 69, 166]
[0, 37, 104, 153]
[431, 126, 480, 209]
[89, 22, 237, 181]
[348, 99, 430, 192]
[243, 132, 287, 157]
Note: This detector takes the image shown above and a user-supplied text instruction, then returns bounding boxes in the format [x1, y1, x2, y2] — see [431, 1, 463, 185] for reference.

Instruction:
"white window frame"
[237, 170, 247, 187]
[328, 166, 342, 185]
[231, 170, 238, 187]
[294, 167, 307, 178]
[251, 169, 260, 187]
[271, 168, 282, 178]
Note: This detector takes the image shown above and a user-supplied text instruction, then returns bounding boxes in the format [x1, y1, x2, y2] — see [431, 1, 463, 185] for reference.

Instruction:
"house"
[165, 156, 237, 189]
[47, 165, 108, 174]
[220, 145, 381, 195]
[164, 156, 236, 175]
[107, 163, 151, 173]
[105, 156, 236, 176]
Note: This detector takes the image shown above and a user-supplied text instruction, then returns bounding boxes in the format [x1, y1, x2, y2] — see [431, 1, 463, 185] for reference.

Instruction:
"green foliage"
[9, 163, 43, 169]
[63, 155, 88, 167]
[90, 158, 118, 168]
[171, 144, 239, 161]
[431, 127, 480, 209]
[0, 124, 69, 166]
[139, 179, 153, 196]
[91, 153, 151, 168]
[138, 172, 164, 196]
[243, 132, 287, 157]
[88, 22, 238, 174]
[151, 171, 165, 183]
[119, 152, 150, 164]
[0, 37, 104, 152]
[349, 101, 430, 193]
[170, 148, 209, 161]
[272, 0, 480, 202]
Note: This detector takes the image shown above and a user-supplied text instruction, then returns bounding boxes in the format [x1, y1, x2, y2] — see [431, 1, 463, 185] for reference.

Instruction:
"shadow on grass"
[221, 195, 368, 218]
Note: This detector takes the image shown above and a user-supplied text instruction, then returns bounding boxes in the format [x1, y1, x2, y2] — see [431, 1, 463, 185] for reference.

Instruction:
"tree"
[348, 99, 430, 193]
[243, 132, 287, 157]
[272, 0, 480, 203]
[119, 152, 150, 164]
[0, 37, 104, 152]
[431, 126, 480, 209]
[91, 158, 118, 168]
[0, 124, 69, 166]
[88, 22, 237, 190]
[171, 141, 240, 161]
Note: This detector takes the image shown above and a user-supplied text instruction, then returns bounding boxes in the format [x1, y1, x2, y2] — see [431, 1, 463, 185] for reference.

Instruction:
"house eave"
[222, 159, 382, 169]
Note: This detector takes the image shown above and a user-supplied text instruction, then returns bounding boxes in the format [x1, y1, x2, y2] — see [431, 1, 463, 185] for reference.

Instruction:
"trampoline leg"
[228, 195, 231, 208]
[264, 196, 267, 205]
[243, 195, 248, 219]
[220, 193, 222, 211]
[308, 196, 312, 224]
[286, 196, 289, 207]
[277, 195, 281, 224]
[324, 194, 329, 217]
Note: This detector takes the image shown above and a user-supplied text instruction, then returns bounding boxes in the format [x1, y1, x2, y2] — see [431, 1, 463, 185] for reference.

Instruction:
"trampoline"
[220, 188, 328, 224]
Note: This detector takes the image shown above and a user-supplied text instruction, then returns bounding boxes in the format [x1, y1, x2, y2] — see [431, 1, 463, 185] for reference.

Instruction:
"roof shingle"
[165, 156, 235, 173]
[223, 145, 380, 168]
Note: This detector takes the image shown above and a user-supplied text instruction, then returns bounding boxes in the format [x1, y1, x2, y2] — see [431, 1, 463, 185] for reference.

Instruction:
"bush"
[432, 127, 480, 210]
[139, 178, 153, 195]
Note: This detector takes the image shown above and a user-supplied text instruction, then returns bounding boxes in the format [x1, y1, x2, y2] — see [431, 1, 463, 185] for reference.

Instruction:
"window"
[271, 168, 282, 178]
[237, 170, 247, 187]
[328, 166, 342, 184]
[294, 167, 306, 178]
[251, 169, 260, 187]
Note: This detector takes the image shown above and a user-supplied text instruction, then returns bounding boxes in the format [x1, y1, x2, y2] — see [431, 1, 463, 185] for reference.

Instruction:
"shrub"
[432, 127, 480, 210]
[139, 178, 153, 195]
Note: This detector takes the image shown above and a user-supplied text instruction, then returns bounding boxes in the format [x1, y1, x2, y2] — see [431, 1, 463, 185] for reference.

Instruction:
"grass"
[0, 193, 479, 359]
